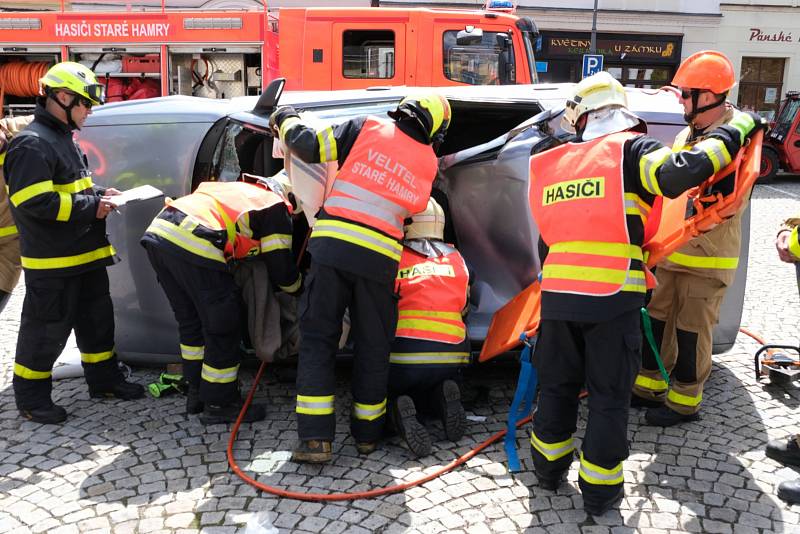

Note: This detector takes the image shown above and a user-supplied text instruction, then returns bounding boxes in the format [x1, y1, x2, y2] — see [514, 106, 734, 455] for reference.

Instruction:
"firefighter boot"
[19, 401, 67, 425]
[584, 486, 625, 516]
[630, 393, 662, 409]
[89, 379, 145, 400]
[434, 379, 466, 442]
[356, 442, 378, 455]
[766, 435, 800, 466]
[291, 440, 333, 463]
[199, 400, 266, 425]
[186, 386, 203, 415]
[645, 405, 700, 427]
[777, 479, 800, 505]
[392, 395, 431, 457]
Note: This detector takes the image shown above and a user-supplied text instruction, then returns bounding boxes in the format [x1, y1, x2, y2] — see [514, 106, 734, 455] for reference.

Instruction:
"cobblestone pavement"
[2, 179, 800, 534]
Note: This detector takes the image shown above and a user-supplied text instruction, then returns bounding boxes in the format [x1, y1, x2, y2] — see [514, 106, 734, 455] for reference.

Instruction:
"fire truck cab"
[0, 1, 538, 116]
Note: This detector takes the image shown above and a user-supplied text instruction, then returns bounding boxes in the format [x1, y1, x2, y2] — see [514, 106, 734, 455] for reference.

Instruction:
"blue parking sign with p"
[582, 54, 604, 79]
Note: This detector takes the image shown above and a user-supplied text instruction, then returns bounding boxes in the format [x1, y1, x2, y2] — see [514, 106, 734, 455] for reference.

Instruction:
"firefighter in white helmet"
[387, 197, 471, 457]
[527, 70, 763, 515]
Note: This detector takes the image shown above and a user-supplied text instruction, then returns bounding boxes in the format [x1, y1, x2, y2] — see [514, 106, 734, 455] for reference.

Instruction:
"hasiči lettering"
[397, 261, 455, 280]
[54, 21, 171, 38]
[542, 177, 605, 206]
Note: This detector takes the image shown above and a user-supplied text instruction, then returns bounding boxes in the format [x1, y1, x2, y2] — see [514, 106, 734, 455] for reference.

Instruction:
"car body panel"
[77, 84, 747, 363]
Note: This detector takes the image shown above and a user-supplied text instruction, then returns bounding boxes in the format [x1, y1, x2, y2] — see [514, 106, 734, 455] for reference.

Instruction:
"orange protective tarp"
[478, 131, 762, 362]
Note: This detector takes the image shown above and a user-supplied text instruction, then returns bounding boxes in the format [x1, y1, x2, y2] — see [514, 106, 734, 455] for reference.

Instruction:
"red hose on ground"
[226, 359, 533, 501]
[227, 327, 769, 501]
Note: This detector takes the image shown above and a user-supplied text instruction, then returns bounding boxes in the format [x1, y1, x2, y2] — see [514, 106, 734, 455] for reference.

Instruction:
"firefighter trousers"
[633, 269, 726, 415]
[530, 309, 640, 509]
[13, 268, 122, 411]
[145, 246, 243, 406]
[296, 261, 397, 443]
[388, 336, 469, 414]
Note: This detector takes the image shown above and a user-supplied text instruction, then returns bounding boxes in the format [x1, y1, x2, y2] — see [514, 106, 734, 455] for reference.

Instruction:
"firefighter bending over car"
[0, 113, 33, 315]
[631, 51, 759, 426]
[388, 198, 470, 457]
[141, 174, 301, 425]
[527, 70, 762, 515]
[5, 62, 144, 424]
[270, 93, 450, 463]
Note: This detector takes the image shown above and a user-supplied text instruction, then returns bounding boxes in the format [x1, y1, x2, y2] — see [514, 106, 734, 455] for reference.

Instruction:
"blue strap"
[505, 333, 539, 472]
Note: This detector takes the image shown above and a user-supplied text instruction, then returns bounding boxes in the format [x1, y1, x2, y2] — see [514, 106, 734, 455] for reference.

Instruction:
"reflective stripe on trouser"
[531, 310, 639, 506]
[579, 452, 624, 485]
[640, 269, 725, 415]
[296, 261, 397, 442]
[13, 268, 121, 411]
[387, 337, 469, 404]
[144, 245, 242, 404]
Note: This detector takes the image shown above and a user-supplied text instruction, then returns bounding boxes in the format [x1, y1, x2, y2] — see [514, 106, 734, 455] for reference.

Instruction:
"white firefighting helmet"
[404, 197, 445, 241]
[562, 71, 628, 129]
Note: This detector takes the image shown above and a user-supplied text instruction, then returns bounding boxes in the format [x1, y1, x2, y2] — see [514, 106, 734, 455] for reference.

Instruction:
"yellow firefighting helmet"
[562, 71, 628, 129]
[389, 93, 452, 143]
[40, 61, 105, 105]
[404, 197, 445, 241]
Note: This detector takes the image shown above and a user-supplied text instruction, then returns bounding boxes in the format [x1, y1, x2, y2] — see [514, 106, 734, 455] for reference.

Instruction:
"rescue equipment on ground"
[751, 265, 800, 385]
[147, 372, 188, 398]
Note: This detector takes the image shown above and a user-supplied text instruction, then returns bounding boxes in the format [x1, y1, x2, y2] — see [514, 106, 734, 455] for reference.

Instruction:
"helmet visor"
[85, 83, 106, 105]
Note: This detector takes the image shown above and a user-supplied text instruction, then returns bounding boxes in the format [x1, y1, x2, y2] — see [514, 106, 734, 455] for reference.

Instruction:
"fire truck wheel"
[759, 148, 780, 183]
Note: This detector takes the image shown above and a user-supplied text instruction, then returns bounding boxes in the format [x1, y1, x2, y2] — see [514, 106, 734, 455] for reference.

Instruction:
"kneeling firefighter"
[388, 198, 471, 457]
[141, 174, 302, 424]
[527, 71, 762, 515]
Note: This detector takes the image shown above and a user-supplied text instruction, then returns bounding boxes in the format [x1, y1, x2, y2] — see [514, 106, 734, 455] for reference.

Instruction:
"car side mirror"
[456, 27, 484, 46]
[252, 77, 286, 116]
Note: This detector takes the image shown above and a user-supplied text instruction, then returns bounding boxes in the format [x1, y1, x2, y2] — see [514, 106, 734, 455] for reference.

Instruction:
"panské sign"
[749, 28, 793, 43]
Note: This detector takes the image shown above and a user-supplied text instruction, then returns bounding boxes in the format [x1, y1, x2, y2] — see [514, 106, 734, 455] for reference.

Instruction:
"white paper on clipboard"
[112, 184, 164, 207]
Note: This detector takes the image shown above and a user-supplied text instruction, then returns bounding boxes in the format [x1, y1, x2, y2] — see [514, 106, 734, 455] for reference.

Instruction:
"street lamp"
[590, 0, 598, 54]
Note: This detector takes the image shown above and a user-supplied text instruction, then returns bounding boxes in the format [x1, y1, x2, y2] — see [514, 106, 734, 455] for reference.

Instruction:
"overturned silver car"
[77, 84, 750, 363]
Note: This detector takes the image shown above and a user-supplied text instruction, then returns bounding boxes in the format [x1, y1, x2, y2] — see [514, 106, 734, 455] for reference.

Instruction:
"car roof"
[87, 83, 684, 127]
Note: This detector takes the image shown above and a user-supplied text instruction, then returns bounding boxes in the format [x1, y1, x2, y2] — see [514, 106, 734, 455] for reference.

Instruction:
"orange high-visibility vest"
[169, 181, 289, 261]
[395, 245, 469, 343]
[529, 131, 651, 296]
[325, 117, 436, 239]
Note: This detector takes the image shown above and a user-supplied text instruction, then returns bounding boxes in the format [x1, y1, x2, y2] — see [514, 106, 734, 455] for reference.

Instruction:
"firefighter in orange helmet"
[141, 174, 302, 424]
[631, 51, 763, 427]
[271, 93, 450, 463]
[528, 70, 762, 515]
[388, 198, 470, 457]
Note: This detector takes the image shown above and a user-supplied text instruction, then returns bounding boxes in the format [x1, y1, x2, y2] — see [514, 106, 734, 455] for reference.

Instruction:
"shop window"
[738, 57, 784, 121]
[607, 66, 671, 89]
[342, 30, 395, 79]
[443, 30, 513, 85]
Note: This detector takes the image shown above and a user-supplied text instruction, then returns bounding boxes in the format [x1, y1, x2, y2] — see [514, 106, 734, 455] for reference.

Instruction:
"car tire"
[759, 148, 780, 183]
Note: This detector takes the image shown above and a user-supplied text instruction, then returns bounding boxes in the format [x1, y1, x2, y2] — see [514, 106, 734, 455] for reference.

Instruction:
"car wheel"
[759, 149, 780, 183]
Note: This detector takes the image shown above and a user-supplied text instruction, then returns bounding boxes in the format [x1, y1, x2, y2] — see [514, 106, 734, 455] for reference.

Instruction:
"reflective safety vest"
[167, 181, 288, 262]
[529, 131, 652, 296]
[324, 117, 436, 240]
[395, 244, 469, 343]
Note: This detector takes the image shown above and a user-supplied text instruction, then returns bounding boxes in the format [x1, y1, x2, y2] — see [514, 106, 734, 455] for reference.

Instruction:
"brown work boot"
[291, 440, 332, 463]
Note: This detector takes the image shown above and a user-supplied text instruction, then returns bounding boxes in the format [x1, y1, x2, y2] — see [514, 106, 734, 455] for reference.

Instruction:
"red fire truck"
[0, 0, 539, 115]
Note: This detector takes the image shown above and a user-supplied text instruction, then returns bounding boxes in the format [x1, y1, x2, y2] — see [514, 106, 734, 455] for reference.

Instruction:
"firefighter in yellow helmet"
[270, 92, 451, 463]
[141, 173, 302, 424]
[0, 113, 34, 315]
[5, 62, 143, 424]
[631, 51, 766, 427]
[527, 70, 762, 515]
[388, 197, 471, 457]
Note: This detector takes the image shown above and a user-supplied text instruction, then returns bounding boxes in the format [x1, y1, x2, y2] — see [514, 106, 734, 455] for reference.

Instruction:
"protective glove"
[269, 105, 300, 139]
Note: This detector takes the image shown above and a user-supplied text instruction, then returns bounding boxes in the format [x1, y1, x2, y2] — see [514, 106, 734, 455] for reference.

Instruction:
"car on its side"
[77, 83, 749, 364]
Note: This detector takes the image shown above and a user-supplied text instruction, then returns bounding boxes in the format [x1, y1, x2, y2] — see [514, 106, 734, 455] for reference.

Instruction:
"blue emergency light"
[485, 0, 516, 12]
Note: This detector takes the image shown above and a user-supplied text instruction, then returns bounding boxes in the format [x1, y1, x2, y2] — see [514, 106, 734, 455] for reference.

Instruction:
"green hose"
[640, 307, 670, 386]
